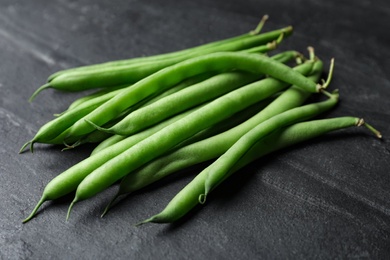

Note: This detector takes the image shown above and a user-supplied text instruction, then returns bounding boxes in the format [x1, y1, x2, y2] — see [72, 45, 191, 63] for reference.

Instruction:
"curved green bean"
[46, 16, 271, 81]
[139, 117, 381, 224]
[30, 25, 291, 101]
[201, 91, 340, 202]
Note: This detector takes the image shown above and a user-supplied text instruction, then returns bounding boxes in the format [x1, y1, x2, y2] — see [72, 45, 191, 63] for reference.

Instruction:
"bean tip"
[22, 196, 46, 223]
[101, 194, 120, 218]
[307, 46, 315, 61]
[198, 194, 207, 204]
[19, 140, 34, 154]
[28, 83, 51, 102]
[61, 139, 81, 151]
[250, 14, 269, 35]
[321, 58, 335, 89]
[134, 218, 152, 227]
[358, 119, 382, 139]
[66, 200, 77, 221]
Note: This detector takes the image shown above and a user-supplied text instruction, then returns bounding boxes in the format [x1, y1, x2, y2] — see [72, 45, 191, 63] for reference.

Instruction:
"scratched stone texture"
[1, 0, 390, 259]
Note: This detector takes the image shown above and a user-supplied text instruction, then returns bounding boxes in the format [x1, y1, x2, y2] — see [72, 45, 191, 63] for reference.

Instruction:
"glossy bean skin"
[96, 71, 261, 135]
[22, 105, 202, 223]
[107, 59, 323, 203]
[95, 50, 300, 136]
[89, 99, 267, 156]
[202, 92, 340, 199]
[140, 117, 372, 224]
[89, 51, 299, 155]
[63, 52, 321, 141]
[64, 84, 129, 113]
[31, 27, 289, 101]
[90, 134, 126, 156]
[91, 97, 274, 156]
[46, 23, 290, 84]
[21, 73, 213, 152]
[20, 86, 127, 152]
[68, 58, 318, 211]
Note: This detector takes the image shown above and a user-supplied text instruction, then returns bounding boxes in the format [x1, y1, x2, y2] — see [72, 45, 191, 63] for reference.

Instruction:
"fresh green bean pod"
[139, 117, 381, 224]
[201, 92, 340, 201]
[30, 26, 291, 101]
[61, 52, 322, 143]
[45, 17, 281, 80]
[64, 84, 129, 113]
[47, 16, 269, 80]
[90, 135, 126, 156]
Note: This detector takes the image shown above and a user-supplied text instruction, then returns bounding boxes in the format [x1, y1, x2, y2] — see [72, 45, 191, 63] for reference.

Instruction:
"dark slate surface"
[1, 0, 390, 259]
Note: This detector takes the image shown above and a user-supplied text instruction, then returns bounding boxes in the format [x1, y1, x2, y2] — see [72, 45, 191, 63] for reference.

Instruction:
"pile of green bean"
[20, 17, 382, 225]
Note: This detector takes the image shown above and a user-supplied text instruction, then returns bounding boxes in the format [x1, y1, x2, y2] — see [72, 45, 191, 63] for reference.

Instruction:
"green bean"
[139, 117, 381, 224]
[200, 91, 340, 202]
[100, 56, 322, 213]
[30, 25, 291, 101]
[45, 16, 273, 81]
[60, 52, 323, 144]
[62, 84, 130, 113]
[65, 57, 319, 219]
[264, 50, 301, 64]
[90, 135, 126, 156]
[47, 16, 270, 80]
[22, 105, 203, 223]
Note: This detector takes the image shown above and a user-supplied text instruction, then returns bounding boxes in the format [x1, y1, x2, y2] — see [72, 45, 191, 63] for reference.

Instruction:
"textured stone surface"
[1, 0, 390, 259]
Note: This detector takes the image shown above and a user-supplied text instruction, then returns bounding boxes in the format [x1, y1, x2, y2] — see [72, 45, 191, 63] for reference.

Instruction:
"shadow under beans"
[21, 191, 76, 222]
[102, 161, 213, 217]
[152, 131, 383, 232]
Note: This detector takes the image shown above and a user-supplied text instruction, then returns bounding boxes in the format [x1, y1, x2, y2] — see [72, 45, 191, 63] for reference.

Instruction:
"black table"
[1, 0, 390, 259]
